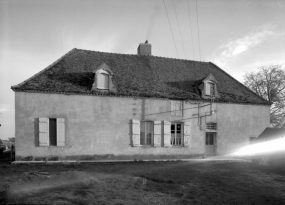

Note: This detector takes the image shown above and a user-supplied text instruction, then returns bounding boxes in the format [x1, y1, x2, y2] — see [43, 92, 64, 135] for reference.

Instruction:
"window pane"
[209, 134, 214, 145]
[103, 74, 109, 89]
[49, 118, 57, 146]
[140, 121, 153, 145]
[146, 133, 152, 145]
[206, 134, 209, 145]
[140, 122, 145, 145]
[98, 73, 109, 89]
[140, 132, 145, 145]
[177, 124, 181, 130]
[176, 134, 181, 145]
[171, 134, 175, 145]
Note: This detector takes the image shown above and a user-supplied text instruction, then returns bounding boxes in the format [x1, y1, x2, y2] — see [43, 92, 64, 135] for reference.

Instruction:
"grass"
[0, 161, 285, 204]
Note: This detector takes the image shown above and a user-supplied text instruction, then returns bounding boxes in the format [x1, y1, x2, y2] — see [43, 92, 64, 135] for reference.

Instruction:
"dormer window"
[91, 63, 116, 92]
[205, 82, 215, 97]
[201, 73, 220, 99]
[97, 70, 109, 90]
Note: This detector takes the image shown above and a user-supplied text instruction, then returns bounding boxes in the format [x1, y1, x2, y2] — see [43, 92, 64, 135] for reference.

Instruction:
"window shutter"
[57, 118, 65, 146]
[205, 83, 210, 96]
[153, 121, 162, 147]
[39, 118, 49, 146]
[97, 71, 109, 90]
[184, 122, 191, 146]
[131, 120, 140, 146]
[163, 121, 171, 147]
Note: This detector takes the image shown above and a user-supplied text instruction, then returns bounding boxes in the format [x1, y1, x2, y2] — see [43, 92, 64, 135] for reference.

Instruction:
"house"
[253, 126, 285, 143]
[11, 41, 271, 161]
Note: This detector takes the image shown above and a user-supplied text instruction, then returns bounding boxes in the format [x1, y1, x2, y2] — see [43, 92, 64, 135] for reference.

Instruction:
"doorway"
[205, 132, 216, 156]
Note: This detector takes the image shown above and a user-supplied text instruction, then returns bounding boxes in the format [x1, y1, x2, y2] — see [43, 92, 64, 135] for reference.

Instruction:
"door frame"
[205, 132, 217, 156]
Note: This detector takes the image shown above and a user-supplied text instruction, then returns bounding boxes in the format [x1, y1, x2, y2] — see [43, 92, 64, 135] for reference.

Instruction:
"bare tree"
[244, 64, 285, 128]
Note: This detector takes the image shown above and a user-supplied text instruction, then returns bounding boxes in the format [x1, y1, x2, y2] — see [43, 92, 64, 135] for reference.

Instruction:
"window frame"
[170, 100, 183, 117]
[96, 70, 110, 90]
[170, 122, 183, 146]
[36, 117, 65, 147]
[49, 118, 57, 146]
[206, 122, 217, 131]
[140, 121, 154, 146]
[205, 81, 216, 97]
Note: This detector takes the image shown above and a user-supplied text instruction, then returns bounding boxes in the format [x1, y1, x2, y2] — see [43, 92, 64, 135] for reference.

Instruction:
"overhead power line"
[172, 0, 186, 59]
[163, 0, 179, 58]
[187, 0, 195, 60]
[195, 0, 202, 61]
[145, 103, 211, 116]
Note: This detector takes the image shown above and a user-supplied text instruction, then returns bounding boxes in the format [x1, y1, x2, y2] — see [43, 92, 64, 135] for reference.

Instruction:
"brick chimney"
[137, 40, 151, 56]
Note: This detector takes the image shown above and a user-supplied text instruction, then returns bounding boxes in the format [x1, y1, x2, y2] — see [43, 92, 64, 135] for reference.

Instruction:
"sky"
[0, 0, 285, 140]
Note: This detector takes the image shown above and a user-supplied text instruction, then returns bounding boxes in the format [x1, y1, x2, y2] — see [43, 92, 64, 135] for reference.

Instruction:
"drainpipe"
[200, 96, 214, 130]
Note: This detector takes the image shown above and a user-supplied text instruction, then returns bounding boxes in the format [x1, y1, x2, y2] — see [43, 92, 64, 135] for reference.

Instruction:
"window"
[36, 118, 65, 146]
[49, 118, 57, 146]
[206, 133, 215, 145]
[206, 123, 217, 130]
[96, 70, 109, 90]
[171, 123, 182, 145]
[130, 120, 190, 147]
[205, 82, 215, 96]
[171, 101, 183, 117]
[140, 121, 154, 145]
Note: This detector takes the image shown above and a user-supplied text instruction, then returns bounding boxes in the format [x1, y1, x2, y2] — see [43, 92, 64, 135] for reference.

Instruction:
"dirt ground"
[0, 160, 285, 205]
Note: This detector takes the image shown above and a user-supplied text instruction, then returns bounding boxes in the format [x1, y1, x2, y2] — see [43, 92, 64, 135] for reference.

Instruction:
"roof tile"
[11, 48, 271, 105]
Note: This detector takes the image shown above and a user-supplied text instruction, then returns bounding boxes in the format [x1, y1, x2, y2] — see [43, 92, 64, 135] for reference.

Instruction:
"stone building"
[11, 41, 271, 161]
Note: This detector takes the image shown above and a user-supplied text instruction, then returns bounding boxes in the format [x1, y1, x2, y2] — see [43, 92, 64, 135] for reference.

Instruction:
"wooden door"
[205, 132, 216, 156]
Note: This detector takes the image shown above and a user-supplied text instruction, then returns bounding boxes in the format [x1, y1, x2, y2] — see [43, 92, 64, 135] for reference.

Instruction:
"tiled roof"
[11, 48, 271, 105]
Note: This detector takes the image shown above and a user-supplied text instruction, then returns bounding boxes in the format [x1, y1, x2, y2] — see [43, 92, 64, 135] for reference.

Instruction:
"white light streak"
[234, 137, 285, 156]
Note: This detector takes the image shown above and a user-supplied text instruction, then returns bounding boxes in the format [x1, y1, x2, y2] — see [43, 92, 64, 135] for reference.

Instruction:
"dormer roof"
[92, 63, 114, 75]
[203, 73, 218, 84]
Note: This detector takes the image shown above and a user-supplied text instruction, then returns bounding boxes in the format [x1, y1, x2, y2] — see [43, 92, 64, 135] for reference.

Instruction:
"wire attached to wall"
[145, 103, 211, 116]
[163, 0, 179, 58]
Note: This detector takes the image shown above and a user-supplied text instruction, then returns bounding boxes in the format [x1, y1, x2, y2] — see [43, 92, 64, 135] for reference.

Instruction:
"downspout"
[200, 96, 214, 130]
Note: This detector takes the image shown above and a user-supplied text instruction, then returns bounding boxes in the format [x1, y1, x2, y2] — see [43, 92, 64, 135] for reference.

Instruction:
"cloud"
[212, 24, 278, 67]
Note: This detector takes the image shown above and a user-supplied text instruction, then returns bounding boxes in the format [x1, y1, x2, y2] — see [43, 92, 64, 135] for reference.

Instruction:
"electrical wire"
[145, 103, 211, 116]
[195, 0, 202, 61]
[172, 0, 186, 59]
[173, 113, 212, 122]
[163, 0, 179, 58]
[187, 0, 195, 60]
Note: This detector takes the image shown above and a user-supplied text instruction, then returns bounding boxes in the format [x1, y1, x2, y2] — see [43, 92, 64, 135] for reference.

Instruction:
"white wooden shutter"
[57, 118, 65, 146]
[184, 122, 191, 146]
[163, 121, 171, 147]
[39, 118, 49, 146]
[205, 82, 210, 95]
[153, 121, 162, 147]
[131, 120, 140, 146]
